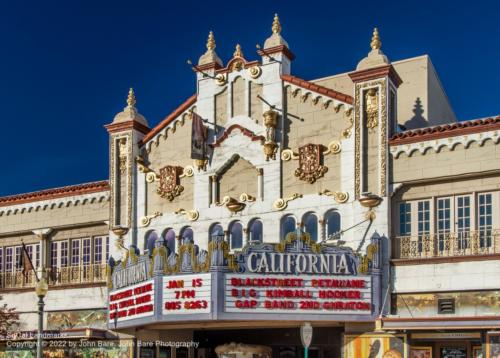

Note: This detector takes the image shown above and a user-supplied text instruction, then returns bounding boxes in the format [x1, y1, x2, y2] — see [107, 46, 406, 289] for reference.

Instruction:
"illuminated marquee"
[107, 232, 381, 328]
[163, 273, 211, 315]
[109, 279, 154, 322]
[225, 274, 371, 314]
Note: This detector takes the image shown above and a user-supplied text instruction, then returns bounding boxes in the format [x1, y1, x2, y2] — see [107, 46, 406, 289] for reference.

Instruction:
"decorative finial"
[370, 28, 381, 50]
[272, 13, 281, 34]
[206, 31, 216, 51]
[127, 88, 136, 107]
[233, 44, 243, 58]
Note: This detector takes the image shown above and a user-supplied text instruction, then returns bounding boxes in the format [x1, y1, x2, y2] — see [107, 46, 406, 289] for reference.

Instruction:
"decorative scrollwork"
[146, 172, 159, 183]
[179, 165, 194, 178]
[248, 66, 261, 79]
[281, 148, 299, 161]
[139, 211, 163, 227]
[216, 73, 227, 86]
[174, 208, 199, 221]
[273, 193, 303, 211]
[239, 193, 256, 202]
[323, 141, 342, 155]
[319, 189, 349, 203]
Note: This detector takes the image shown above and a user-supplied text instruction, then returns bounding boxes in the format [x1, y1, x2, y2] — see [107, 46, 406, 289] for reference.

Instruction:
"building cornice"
[0, 181, 109, 208]
[390, 116, 500, 146]
[139, 94, 197, 148]
[348, 64, 403, 87]
[104, 120, 150, 135]
[282, 74, 354, 105]
[257, 45, 295, 61]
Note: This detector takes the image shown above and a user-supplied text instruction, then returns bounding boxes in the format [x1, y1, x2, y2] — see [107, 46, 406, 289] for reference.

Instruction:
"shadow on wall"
[403, 97, 429, 130]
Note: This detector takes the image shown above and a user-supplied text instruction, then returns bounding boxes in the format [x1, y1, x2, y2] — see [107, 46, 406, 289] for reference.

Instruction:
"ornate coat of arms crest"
[157, 166, 184, 201]
[294, 144, 328, 184]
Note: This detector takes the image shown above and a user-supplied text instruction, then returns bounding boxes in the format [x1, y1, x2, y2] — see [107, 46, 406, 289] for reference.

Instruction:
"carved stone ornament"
[118, 138, 128, 174]
[248, 65, 262, 79]
[365, 88, 379, 129]
[157, 166, 184, 201]
[295, 144, 328, 184]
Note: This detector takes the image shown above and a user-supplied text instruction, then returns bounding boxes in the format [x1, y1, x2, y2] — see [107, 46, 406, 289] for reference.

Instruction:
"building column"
[211, 175, 218, 204]
[33, 228, 52, 272]
[257, 168, 264, 200]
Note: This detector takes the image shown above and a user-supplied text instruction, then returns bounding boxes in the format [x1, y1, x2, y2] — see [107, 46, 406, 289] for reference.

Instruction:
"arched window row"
[209, 219, 263, 250]
[280, 210, 341, 242]
[143, 218, 265, 254]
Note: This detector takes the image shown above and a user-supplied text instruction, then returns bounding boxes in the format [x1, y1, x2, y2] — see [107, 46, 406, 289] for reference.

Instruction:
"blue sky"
[0, 0, 498, 196]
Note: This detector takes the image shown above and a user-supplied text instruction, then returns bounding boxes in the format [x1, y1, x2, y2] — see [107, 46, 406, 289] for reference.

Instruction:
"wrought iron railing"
[0, 264, 107, 289]
[395, 229, 500, 259]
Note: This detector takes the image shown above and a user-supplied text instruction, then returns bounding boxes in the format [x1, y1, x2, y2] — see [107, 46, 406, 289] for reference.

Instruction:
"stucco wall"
[0, 197, 108, 235]
[391, 139, 500, 183]
[314, 55, 457, 130]
[146, 115, 195, 215]
[392, 260, 500, 293]
[218, 157, 258, 200]
[283, 87, 347, 197]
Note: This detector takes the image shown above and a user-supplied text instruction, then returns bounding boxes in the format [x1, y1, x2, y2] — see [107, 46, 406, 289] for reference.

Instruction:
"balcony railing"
[395, 229, 500, 259]
[0, 264, 107, 290]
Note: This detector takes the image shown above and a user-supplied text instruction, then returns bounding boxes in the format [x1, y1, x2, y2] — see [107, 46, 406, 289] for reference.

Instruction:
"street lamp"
[35, 271, 48, 358]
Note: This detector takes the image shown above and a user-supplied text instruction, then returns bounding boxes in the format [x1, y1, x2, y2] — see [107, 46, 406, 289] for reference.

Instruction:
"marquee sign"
[107, 231, 381, 328]
[225, 274, 371, 314]
[109, 279, 154, 322]
[163, 273, 211, 315]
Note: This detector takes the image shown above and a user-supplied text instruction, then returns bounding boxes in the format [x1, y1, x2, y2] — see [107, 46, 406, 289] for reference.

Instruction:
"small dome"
[112, 88, 148, 127]
[356, 28, 390, 71]
[198, 31, 223, 67]
[264, 14, 289, 49]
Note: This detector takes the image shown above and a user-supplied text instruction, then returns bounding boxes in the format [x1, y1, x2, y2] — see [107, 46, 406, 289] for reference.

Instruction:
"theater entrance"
[193, 327, 342, 358]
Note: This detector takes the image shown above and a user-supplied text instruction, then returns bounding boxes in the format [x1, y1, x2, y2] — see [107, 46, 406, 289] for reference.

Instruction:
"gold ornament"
[370, 27, 381, 50]
[365, 88, 379, 129]
[174, 208, 199, 221]
[249, 66, 261, 79]
[216, 196, 246, 213]
[207, 31, 216, 51]
[273, 193, 302, 211]
[233, 44, 243, 58]
[272, 13, 281, 34]
[319, 189, 349, 203]
[127, 88, 136, 107]
[139, 212, 162, 227]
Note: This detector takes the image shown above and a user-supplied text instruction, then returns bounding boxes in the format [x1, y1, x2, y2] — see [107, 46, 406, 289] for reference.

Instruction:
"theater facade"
[1, 14, 500, 358]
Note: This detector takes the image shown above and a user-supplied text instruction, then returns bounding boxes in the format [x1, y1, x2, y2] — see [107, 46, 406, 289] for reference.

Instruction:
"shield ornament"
[157, 166, 184, 201]
[294, 144, 328, 183]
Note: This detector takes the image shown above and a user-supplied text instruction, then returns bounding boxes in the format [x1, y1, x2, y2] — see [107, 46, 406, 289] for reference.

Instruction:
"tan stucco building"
[1, 15, 499, 358]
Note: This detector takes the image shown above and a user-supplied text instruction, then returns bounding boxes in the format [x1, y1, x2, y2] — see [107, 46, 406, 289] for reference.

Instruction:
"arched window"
[180, 227, 194, 244]
[209, 223, 224, 242]
[163, 229, 176, 255]
[303, 212, 318, 242]
[248, 219, 263, 244]
[229, 222, 243, 250]
[325, 210, 341, 239]
[145, 231, 159, 255]
[281, 215, 296, 239]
